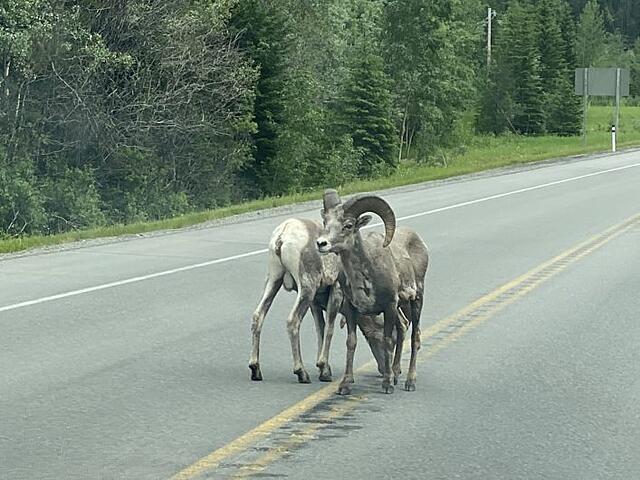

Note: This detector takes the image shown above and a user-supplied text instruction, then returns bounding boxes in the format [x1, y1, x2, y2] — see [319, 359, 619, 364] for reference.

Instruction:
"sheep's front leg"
[357, 315, 386, 375]
[249, 276, 283, 381]
[287, 291, 313, 383]
[337, 308, 358, 395]
[405, 296, 423, 392]
[382, 306, 398, 394]
[316, 286, 341, 382]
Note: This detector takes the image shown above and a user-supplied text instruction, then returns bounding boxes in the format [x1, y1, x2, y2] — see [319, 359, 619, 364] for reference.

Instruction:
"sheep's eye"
[343, 222, 354, 231]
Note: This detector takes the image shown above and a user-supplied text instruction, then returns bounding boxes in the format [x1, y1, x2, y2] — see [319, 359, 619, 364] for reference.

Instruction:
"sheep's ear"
[355, 214, 372, 230]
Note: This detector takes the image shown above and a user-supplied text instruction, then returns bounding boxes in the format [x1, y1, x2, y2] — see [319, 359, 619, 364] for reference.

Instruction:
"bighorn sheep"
[249, 218, 390, 384]
[317, 190, 429, 394]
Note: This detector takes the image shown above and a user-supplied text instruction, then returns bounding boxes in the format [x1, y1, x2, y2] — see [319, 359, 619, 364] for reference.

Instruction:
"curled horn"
[343, 194, 396, 247]
[323, 189, 342, 211]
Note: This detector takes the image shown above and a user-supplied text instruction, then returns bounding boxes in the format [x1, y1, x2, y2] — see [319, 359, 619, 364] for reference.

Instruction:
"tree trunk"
[406, 124, 416, 160]
[3, 58, 10, 98]
[398, 102, 408, 163]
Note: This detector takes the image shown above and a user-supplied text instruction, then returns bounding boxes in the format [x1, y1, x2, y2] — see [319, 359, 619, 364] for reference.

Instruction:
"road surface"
[1, 150, 639, 479]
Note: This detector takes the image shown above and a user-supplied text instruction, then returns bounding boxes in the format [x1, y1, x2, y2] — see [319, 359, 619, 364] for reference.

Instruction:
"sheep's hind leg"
[288, 291, 313, 384]
[393, 307, 410, 385]
[249, 275, 283, 381]
[381, 306, 398, 394]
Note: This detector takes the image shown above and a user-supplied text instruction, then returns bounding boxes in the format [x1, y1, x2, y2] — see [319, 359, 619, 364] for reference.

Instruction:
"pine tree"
[339, 53, 397, 177]
[480, 0, 545, 135]
[510, 1, 546, 134]
[230, 0, 292, 194]
[537, 0, 582, 135]
[631, 38, 640, 97]
[575, 0, 609, 67]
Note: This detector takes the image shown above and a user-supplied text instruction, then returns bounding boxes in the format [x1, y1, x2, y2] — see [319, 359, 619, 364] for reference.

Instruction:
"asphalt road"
[1, 150, 639, 479]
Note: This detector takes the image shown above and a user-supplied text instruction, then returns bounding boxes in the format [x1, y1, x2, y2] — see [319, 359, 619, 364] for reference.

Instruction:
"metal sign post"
[575, 67, 630, 150]
[615, 68, 621, 140]
[583, 68, 588, 146]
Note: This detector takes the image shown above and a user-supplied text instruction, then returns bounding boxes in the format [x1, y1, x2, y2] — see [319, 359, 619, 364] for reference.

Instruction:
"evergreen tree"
[631, 38, 640, 97]
[480, 1, 545, 134]
[339, 53, 397, 176]
[537, 0, 582, 135]
[230, 0, 292, 194]
[576, 0, 610, 66]
[510, 1, 546, 134]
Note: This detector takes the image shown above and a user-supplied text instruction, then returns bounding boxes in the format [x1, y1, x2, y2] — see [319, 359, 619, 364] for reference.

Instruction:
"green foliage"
[2, 0, 639, 241]
[479, 0, 581, 136]
[507, 2, 546, 134]
[539, 0, 582, 135]
[383, 0, 483, 160]
[231, 0, 291, 194]
[568, 1, 640, 44]
[339, 53, 397, 176]
[575, 0, 623, 66]
[42, 167, 106, 232]
[0, 0, 256, 235]
[630, 38, 640, 97]
[0, 148, 46, 235]
[99, 148, 191, 223]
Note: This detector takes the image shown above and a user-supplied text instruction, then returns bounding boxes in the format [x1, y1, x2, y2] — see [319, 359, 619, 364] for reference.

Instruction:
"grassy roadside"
[2, 105, 639, 255]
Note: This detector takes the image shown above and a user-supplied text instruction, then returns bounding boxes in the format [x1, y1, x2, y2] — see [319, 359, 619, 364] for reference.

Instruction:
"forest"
[1, 0, 639, 236]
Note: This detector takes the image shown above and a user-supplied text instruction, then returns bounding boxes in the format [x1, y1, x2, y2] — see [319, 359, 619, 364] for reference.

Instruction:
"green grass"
[2, 105, 639, 255]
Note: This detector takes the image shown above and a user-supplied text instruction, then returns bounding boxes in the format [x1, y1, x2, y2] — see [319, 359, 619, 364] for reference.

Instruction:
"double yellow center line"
[171, 213, 640, 480]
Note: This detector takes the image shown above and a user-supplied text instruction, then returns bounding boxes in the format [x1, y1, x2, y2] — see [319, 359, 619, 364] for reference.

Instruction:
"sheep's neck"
[339, 234, 378, 314]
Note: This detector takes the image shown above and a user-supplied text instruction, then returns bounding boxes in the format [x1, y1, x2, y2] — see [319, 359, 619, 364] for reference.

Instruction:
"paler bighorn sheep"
[249, 217, 391, 384]
[317, 190, 429, 394]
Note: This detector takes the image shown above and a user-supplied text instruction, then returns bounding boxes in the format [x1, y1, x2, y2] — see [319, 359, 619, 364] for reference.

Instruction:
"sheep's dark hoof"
[318, 365, 332, 382]
[382, 380, 394, 394]
[404, 380, 416, 392]
[294, 369, 311, 384]
[249, 364, 263, 381]
[337, 384, 352, 395]
[393, 375, 399, 386]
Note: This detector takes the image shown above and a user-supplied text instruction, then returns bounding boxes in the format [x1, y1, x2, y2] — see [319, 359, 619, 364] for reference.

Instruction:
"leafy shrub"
[42, 167, 106, 233]
[0, 151, 47, 236]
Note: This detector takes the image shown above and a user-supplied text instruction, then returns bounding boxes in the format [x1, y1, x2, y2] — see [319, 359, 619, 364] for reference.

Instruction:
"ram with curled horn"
[317, 189, 429, 394]
[249, 216, 395, 385]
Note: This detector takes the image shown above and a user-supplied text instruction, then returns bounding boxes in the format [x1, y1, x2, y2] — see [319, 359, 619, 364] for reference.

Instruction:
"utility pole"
[487, 7, 493, 68]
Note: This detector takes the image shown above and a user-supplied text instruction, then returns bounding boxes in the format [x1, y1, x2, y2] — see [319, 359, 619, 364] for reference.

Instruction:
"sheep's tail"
[272, 232, 296, 291]
[274, 234, 284, 258]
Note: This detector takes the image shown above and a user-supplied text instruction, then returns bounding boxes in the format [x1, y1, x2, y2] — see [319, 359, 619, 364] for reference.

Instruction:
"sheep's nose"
[316, 239, 328, 250]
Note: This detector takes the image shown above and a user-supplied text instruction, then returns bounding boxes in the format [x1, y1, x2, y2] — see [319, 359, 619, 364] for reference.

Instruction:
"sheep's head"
[316, 189, 396, 254]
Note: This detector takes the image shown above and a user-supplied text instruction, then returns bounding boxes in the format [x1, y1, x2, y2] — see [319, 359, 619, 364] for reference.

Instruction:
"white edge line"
[2, 161, 639, 313]
[0, 249, 267, 313]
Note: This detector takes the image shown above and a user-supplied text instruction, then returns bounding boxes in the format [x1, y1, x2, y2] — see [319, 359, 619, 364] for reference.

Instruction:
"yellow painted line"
[230, 396, 365, 479]
[169, 310, 480, 480]
[419, 213, 640, 343]
[169, 382, 338, 479]
[417, 213, 640, 359]
[170, 212, 640, 480]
